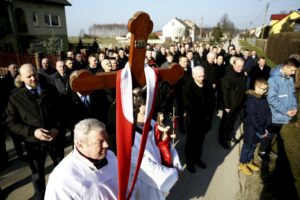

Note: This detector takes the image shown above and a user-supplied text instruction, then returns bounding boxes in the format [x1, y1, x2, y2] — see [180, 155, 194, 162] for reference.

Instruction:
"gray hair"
[74, 118, 106, 143]
[207, 52, 216, 59]
[229, 56, 238, 65]
[192, 66, 205, 75]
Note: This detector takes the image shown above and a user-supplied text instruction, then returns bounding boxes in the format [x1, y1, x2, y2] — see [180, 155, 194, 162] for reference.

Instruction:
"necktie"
[82, 96, 90, 108]
[31, 88, 39, 97]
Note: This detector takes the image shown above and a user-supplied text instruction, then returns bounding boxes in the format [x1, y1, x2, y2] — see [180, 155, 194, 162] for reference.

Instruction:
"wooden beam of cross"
[69, 11, 184, 94]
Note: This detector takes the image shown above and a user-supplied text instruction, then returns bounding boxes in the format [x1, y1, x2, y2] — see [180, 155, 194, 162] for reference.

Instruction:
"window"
[33, 13, 39, 26]
[44, 14, 60, 27]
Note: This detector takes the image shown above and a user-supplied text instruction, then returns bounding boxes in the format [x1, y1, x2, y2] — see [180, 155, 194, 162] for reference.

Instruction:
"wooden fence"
[0, 52, 60, 76]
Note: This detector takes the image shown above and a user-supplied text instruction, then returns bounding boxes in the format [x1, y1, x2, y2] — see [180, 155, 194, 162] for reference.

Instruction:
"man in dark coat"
[202, 52, 218, 89]
[39, 58, 56, 76]
[117, 48, 128, 69]
[69, 89, 110, 128]
[73, 52, 86, 71]
[1, 64, 28, 162]
[173, 56, 192, 134]
[248, 57, 271, 89]
[218, 57, 246, 149]
[183, 66, 215, 173]
[5, 64, 64, 200]
[51, 60, 72, 138]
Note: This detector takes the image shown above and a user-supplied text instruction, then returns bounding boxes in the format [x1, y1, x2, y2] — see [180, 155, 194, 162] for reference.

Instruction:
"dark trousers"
[185, 117, 210, 164]
[185, 132, 206, 165]
[240, 143, 256, 163]
[259, 123, 282, 153]
[0, 124, 8, 169]
[218, 108, 242, 142]
[26, 141, 64, 200]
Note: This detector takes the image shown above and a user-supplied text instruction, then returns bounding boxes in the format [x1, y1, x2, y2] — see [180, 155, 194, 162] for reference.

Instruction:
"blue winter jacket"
[267, 65, 297, 124]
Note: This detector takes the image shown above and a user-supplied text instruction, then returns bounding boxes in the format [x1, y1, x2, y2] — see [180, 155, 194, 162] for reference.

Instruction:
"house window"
[33, 13, 39, 26]
[44, 14, 61, 27]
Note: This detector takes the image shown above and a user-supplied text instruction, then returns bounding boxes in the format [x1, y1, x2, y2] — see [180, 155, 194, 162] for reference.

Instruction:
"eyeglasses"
[258, 87, 268, 92]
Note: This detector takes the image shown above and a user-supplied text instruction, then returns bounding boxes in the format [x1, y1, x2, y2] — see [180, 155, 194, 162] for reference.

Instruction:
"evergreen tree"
[77, 38, 84, 51]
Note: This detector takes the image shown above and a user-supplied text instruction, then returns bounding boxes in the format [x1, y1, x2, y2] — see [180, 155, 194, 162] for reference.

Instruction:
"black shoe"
[258, 152, 270, 163]
[219, 141, 230, 149]
[186, 164, 196, 173]
[195, 160, 207, 169]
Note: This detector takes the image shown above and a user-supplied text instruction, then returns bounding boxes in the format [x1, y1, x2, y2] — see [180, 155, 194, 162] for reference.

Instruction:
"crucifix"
[69, 11, 184, 200]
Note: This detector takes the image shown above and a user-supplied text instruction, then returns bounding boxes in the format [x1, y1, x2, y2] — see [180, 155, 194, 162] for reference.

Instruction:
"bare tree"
[79, 28, 86, 38]
[219, 14, 236, 39]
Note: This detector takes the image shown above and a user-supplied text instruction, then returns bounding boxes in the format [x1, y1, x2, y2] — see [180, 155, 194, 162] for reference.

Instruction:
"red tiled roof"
[270, 14, 288, 21]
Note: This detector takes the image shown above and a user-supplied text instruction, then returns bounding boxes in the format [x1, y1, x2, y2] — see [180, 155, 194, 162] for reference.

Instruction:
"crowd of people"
[0, 40, 299, 199]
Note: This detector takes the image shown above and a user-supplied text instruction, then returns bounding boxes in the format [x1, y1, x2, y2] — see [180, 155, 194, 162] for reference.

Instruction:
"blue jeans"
[240, 143, 257, 164]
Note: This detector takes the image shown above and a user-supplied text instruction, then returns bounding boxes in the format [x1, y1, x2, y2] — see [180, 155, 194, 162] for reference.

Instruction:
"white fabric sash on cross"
[120, 63, 157, 124]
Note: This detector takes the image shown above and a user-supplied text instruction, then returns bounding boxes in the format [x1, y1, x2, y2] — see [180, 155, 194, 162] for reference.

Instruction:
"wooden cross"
[69, 11, 184, 200]
[69, 11, 184, 94]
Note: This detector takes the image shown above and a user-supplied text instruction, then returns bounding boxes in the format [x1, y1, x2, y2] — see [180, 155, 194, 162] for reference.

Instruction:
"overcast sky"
[65, 0, 300, 36]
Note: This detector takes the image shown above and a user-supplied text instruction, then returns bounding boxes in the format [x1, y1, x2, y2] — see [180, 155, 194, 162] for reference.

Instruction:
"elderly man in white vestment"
[45, 118, 118, 200]
[130, 97, 183, 200]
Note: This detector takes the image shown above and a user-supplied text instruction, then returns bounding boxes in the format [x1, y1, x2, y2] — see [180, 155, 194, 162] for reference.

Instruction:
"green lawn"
[239, 40, 277, 68]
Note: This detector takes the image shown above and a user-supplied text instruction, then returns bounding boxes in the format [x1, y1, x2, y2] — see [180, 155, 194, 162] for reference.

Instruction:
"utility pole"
[199, 16, 203, 42]
[261, 2, 270, 39]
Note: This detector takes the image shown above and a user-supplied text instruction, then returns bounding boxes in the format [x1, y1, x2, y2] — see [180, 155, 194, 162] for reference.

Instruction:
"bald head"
[19, 64, 39, 88]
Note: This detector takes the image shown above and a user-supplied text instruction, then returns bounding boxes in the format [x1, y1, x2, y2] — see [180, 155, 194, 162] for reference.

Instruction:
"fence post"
[35, 53, 40, 70]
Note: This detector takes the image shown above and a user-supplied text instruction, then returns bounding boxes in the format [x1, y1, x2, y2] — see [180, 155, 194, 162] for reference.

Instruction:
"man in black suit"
[218, 58, 246, 149]
[5, 63, 64, 200]
[183, 66, 215, 173]
[69, 89, 110, 129]
[248, 57, 271, 89]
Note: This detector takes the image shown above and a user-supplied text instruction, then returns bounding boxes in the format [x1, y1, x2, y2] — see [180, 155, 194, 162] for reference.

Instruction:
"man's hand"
[225, 108, 231, 113]
[287, 109, 297, 117]
[261, 129, 269, 138]
[34, 128, 52, 141]
[34, 128, 58, 141]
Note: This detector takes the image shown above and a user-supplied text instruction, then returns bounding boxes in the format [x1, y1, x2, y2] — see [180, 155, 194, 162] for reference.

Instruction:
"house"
[162, 18, 200, 42]
[269, 11, 300, 34]
[269, 14, 289, 26]
[0, 0, 71, 53]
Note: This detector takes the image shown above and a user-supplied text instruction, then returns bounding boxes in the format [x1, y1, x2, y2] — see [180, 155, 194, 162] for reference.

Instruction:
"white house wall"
[162, 18, 186, 41]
